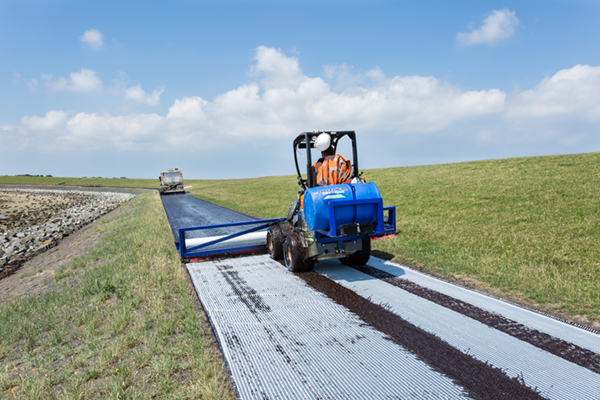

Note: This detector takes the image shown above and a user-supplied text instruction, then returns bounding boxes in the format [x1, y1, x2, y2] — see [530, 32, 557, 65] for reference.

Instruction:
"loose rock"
[0, 188, 135, 276]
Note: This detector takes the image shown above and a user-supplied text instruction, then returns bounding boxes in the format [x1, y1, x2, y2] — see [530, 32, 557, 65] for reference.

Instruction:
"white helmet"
[314, 133, 331, 152]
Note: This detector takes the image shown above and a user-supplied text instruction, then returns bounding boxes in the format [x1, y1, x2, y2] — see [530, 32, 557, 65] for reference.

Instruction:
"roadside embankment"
[0, 189, 135, 277]
[0, 191, 234, 399]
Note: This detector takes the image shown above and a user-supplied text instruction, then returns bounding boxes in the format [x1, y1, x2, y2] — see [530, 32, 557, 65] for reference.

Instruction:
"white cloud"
[251, 45, 304, 89]
[506, 64, 600, 120]
[43, 68, 102, 93]
[21, 110, 69, 131]
[123, 84, 166, 105]
[167, 96, 208, 121]
[18, 47, 508, 151]
[14, 47, 600, 161]
[324, 64, 363, 92]
[80, 29, 104, 50]
[64, 112, 163, 150]
[457, 9, 519, 46]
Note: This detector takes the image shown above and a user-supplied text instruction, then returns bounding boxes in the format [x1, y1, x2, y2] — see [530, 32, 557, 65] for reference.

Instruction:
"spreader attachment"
[176, 218, 285, 260]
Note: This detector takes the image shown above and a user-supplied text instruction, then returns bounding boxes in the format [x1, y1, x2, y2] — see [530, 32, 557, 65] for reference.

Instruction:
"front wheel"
[340, 235, 371, 266]
[267, 225, 284, 260]
[283, 232, 313, 273]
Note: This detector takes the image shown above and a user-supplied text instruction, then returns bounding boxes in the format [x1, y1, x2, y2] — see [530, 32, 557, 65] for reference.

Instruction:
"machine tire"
[283, 232, 313, 273]
[341, 235, 371, 266]
[267, 225, 284, 260]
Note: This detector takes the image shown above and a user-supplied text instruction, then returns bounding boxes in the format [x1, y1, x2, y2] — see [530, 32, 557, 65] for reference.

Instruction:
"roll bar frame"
[292, 131, 359, 189]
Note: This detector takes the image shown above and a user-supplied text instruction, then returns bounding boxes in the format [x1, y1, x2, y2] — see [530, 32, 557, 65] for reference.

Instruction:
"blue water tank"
[303, 182, 382, 233]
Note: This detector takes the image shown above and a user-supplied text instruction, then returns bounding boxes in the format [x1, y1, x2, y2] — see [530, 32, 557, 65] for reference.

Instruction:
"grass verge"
[0, 192, 234, 399]
[184, 152, 600, 327]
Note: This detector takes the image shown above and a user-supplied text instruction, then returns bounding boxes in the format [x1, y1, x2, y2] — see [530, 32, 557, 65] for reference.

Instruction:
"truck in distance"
[159, 168, 185, 195]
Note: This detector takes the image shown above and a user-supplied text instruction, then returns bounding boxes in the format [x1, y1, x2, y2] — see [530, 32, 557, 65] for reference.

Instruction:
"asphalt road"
[160, 193, 255, 240]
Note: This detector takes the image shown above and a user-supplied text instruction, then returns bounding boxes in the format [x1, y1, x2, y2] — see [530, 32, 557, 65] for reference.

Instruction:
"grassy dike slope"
[0, 192, 235, 399]
[186, 152, 600, 327]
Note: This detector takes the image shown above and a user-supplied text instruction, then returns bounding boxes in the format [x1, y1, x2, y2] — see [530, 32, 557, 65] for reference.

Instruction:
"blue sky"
[1, 0, 600, 179]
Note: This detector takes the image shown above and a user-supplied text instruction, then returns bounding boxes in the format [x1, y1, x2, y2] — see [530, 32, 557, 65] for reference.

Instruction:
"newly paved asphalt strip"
[163, 194, 600, 399]
[160, 193, 255, 240]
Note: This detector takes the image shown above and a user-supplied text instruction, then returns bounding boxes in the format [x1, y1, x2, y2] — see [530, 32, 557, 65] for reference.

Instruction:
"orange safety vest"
[313, 154, 352, 186]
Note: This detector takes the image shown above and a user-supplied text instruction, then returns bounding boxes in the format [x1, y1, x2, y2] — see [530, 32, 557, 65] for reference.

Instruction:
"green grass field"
[2, 151, 599, 327]
[0, 192, 235, 399]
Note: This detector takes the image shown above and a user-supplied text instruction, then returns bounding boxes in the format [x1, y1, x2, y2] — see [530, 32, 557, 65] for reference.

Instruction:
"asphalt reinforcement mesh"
[350, 263, 600, 375]
[188, 257, 471, 399]
[299, 271, 546, 400]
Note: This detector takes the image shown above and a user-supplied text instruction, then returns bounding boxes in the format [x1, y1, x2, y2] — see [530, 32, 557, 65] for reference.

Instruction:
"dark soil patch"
[216, 263, 271, 315]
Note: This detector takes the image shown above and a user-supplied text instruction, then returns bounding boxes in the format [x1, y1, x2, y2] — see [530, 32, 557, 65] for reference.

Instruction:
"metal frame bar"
[177, 218, 285, 258]
[383, 206, 396, 234]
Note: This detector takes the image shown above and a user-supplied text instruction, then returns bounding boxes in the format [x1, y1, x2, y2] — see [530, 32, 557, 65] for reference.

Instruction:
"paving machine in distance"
[175, 131, 395, 271]
[159, 168, 185, 195]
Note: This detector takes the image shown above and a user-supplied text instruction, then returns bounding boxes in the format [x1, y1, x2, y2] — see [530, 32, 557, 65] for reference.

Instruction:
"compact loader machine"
[267, 131, 396, 272]
[175, 131, 395, 270]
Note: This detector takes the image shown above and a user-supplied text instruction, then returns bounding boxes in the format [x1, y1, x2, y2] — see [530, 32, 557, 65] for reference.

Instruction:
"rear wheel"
[340, 235, 371, 266]
[283, 232, 314, 273]
[267, 225, 284, 260]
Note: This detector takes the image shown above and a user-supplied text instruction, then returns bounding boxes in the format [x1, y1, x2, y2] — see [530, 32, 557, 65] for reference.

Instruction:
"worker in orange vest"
[313, 133, 352, 186]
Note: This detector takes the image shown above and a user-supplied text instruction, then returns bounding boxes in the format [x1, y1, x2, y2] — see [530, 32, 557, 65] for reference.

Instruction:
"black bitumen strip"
[300, 271, 546, 400]
[161, 193, 255, 240]
[351, 264, 600, 375]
